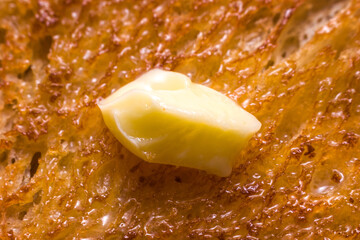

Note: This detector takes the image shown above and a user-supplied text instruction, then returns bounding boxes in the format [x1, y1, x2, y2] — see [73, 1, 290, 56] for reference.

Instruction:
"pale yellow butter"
[98, 69, 261, 177]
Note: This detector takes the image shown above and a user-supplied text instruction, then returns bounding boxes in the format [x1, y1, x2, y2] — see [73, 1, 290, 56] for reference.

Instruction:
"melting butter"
[98, 69, 261, 177]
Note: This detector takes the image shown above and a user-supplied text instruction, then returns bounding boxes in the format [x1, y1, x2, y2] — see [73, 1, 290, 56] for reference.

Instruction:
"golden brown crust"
[1, 0, 360, 239]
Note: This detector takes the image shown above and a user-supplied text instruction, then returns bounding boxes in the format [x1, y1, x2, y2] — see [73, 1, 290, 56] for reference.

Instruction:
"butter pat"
[98, 69, 261, 177]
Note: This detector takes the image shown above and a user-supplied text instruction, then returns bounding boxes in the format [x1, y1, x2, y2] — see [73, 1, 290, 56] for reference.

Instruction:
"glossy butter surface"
[98, 69, 261, 176]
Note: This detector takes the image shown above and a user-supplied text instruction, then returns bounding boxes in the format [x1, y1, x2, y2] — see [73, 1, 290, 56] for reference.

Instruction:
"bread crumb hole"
[0, 28, 6, 44]
[30, 152, 41, 178]
[18, 211, 27, 220]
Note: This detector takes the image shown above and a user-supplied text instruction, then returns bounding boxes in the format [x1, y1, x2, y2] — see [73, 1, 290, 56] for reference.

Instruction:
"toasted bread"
[1, 0, 360, 238]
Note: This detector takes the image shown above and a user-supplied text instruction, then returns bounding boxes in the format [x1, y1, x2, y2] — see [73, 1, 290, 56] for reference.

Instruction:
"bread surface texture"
[1, 0, 360, 239]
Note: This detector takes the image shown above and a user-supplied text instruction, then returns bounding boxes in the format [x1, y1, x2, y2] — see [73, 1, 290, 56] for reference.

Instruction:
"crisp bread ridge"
[1, 0, 360, 239]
